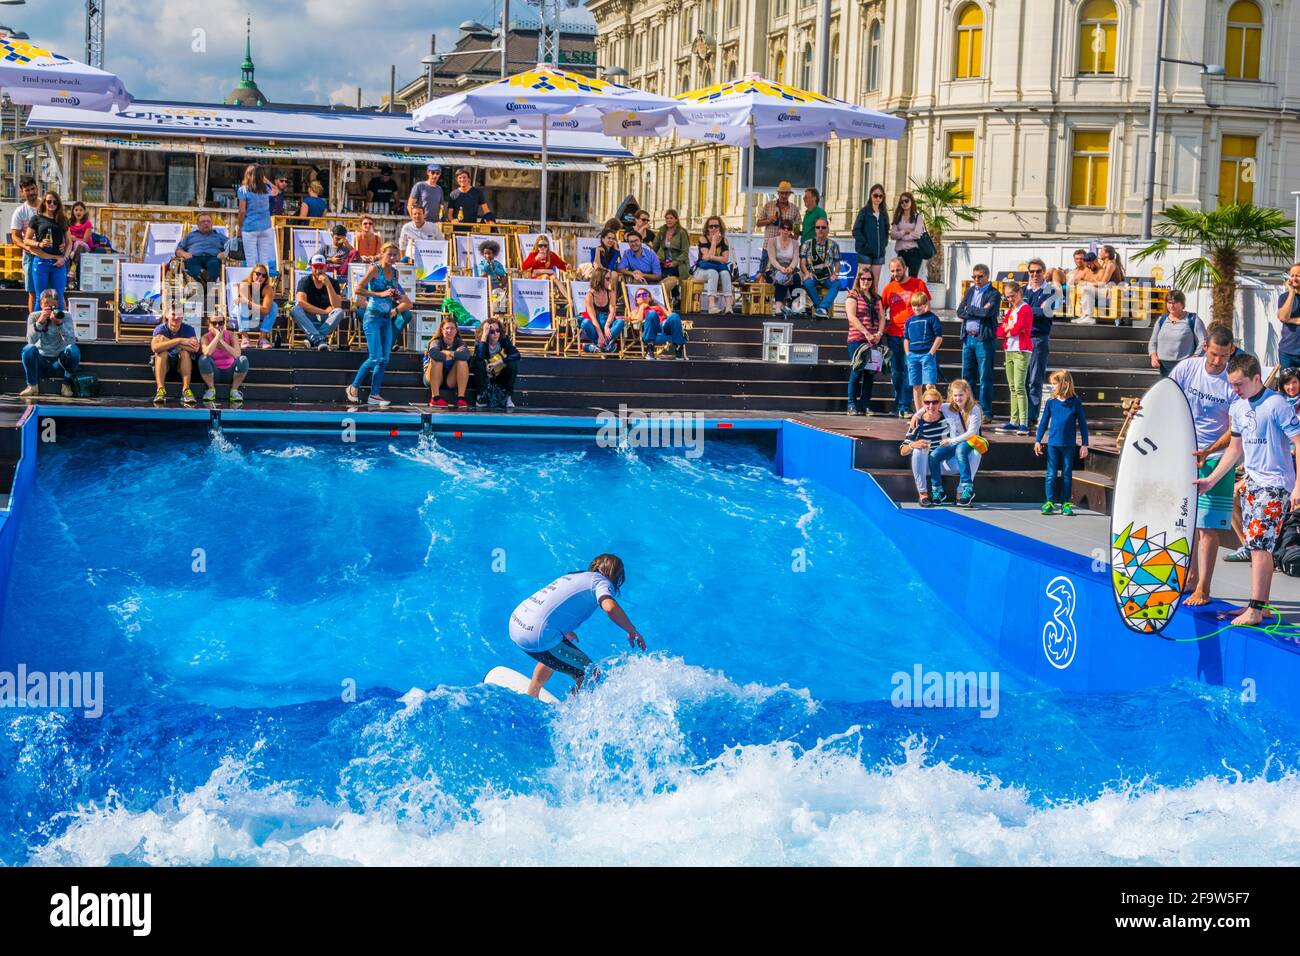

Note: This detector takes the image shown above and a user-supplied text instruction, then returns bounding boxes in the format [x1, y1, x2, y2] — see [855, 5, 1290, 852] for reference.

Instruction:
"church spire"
[226, 15, 267, 107]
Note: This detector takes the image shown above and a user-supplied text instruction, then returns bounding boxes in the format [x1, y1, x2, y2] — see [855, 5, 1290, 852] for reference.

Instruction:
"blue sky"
[9, 0, 593, 107]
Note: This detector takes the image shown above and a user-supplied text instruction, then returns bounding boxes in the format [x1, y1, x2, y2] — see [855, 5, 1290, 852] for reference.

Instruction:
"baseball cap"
[380, 165, 392, 174]
[426, 163, 441, 172]
[777, 180, 793, 192]
[310, 254, 327, 266]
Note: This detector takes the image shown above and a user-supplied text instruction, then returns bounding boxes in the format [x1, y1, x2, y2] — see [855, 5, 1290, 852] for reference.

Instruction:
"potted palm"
[1133, 203, 1294, 329]
[910, 176, 983, 309]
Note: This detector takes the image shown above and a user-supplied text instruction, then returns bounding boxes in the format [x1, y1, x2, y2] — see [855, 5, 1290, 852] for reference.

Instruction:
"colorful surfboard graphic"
[1111, 522, 1190, 632]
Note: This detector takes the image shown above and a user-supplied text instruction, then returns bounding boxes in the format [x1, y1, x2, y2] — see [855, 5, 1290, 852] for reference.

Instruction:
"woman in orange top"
[354, 216, 383, 263]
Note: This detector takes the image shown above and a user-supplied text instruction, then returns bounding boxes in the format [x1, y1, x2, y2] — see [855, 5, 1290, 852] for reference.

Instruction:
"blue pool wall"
[0, 409, 36, 629]
[2, 408, 1297, 717]
[776, 419, 1300, 718]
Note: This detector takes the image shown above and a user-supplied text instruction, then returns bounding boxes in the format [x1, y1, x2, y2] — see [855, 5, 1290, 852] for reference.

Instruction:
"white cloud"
[15, 0, 507, 105]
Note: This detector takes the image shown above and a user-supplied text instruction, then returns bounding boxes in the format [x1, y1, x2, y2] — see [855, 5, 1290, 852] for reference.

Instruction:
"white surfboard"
[484, 666, 560, 705]
[1110, 376, 1198, 633]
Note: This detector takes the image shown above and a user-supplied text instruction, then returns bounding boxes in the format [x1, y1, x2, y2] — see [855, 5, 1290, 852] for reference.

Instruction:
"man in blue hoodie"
[955, 264, 1002, 419]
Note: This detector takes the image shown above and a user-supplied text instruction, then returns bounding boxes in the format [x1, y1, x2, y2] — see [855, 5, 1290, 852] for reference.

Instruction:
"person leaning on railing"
[237, 164, 278, 278]
[1147, 290, 1206, 377]
[474, 318, 520, 409]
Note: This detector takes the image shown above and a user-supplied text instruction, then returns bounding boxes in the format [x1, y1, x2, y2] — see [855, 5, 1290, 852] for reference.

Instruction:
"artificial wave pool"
[1, 428, 1298, 866]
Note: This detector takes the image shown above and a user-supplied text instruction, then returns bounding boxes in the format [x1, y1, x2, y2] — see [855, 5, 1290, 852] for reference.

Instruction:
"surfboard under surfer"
[508, 553, 647, 698]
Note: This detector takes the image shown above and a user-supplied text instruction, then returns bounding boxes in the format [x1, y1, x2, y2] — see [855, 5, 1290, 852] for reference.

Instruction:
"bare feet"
[1183, 589, 1210, 607]
[1231, 606, 1267, 627]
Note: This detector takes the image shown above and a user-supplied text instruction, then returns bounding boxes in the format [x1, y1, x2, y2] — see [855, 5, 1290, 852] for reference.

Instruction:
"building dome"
[225, 18, 267, 107]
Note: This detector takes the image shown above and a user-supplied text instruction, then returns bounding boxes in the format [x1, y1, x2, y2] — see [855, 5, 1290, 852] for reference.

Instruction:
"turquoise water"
[1, 430, 1298, 866]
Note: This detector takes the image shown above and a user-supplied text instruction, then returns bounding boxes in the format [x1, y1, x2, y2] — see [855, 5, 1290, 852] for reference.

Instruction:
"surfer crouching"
[508, 554, 647, 698]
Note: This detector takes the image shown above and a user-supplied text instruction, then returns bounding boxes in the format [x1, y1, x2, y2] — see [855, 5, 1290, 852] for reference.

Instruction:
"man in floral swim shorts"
[1197, 352, 1300, 626]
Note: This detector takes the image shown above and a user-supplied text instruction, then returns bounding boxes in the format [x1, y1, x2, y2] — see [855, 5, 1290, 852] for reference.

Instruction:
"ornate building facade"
[586, 0, 1300, 239]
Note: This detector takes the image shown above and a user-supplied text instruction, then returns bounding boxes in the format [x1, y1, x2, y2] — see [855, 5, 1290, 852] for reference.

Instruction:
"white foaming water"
[258, 445, 318, 459]
[23, 657, 1300, 867]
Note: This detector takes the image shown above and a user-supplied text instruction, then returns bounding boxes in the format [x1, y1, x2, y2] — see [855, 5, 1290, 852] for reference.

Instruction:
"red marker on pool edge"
[454, 431, 463, 438]
[718, 423, 733, 429]
[389, 429, 399, 437]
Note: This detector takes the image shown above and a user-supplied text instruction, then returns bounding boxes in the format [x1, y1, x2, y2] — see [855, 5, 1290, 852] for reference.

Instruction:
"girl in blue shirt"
[236, 164, 277, 277]
[1034, 369, 1090, 516]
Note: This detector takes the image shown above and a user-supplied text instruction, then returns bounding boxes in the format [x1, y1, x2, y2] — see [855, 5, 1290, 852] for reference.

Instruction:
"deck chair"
[509, 276, 558, 354]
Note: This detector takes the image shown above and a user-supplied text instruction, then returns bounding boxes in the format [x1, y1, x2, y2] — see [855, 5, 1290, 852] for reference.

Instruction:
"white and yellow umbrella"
[0, 31, 132, 111]
[413, 66, 678, 230]
[669, 77, 906, 230]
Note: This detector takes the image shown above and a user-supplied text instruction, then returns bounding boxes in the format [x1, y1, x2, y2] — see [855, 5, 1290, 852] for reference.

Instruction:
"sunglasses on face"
[815, 226, 828, 231]
[923, 400, 940, 406]
[537, 243, 549, 248]
[871, 193, 884, 199]
[1028, 267, 1043, 274]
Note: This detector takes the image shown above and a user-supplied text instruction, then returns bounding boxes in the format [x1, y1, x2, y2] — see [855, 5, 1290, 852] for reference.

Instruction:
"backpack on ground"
[69, 372, 99, 398]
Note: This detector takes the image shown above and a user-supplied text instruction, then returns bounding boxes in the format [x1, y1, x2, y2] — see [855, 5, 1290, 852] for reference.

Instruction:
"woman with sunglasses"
[521, 235, 568, 278]
[474, 318, 520, 408]
[633, 288, 687, 360]
[889, 191, 926, 280]
[581, 266, 623, 353]
[236, 264, 277, 349]
[696, 216, 734, 314]
[355, 216, 382, 263]
[853, 183, 890, 290]
[845, 268, 885, 416]
[900, 387, 955, 507]
[764, 220, 800, 316]
[24, 191, 71, 309]
[348, 242, 411, 407]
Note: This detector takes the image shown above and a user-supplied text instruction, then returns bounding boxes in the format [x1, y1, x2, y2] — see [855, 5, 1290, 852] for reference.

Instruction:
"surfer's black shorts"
[525, 638, 591, 681]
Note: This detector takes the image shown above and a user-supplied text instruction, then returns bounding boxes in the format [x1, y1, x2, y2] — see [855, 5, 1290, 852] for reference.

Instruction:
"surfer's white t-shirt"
[1171, 356, 1232, 450]
[509, 572, 615, 652]
[1230, 388, 1300, 488]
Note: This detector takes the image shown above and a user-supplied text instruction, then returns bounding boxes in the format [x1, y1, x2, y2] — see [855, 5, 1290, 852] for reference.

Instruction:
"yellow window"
[1218, 135, 1257, 205]
[1078, 0, 1118, 75]
[1069, 130, 1110, 208]
[948, 131, 975, 203]
[955, 4, 985, 79]
[721, 157, 733, 211]
[1225, 1, 1262, 80]
[675, 165, 685, 211]
[697, 160, 708, 215]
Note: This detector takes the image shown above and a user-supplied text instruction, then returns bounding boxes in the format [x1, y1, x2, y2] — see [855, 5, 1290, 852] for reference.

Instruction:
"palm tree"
[909, 177, 983, 285]
[1133, 203, 1295, 328]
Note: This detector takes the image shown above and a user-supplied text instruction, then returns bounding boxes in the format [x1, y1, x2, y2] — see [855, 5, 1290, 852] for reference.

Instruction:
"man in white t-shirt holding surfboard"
[1168, 325, 1236, 605]
[508, 553, 647, 698]
[1196, 352, 1300, 626]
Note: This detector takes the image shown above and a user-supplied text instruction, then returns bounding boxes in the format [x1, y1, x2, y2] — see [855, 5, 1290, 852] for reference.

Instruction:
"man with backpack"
[1148, 291, 1207, 377]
